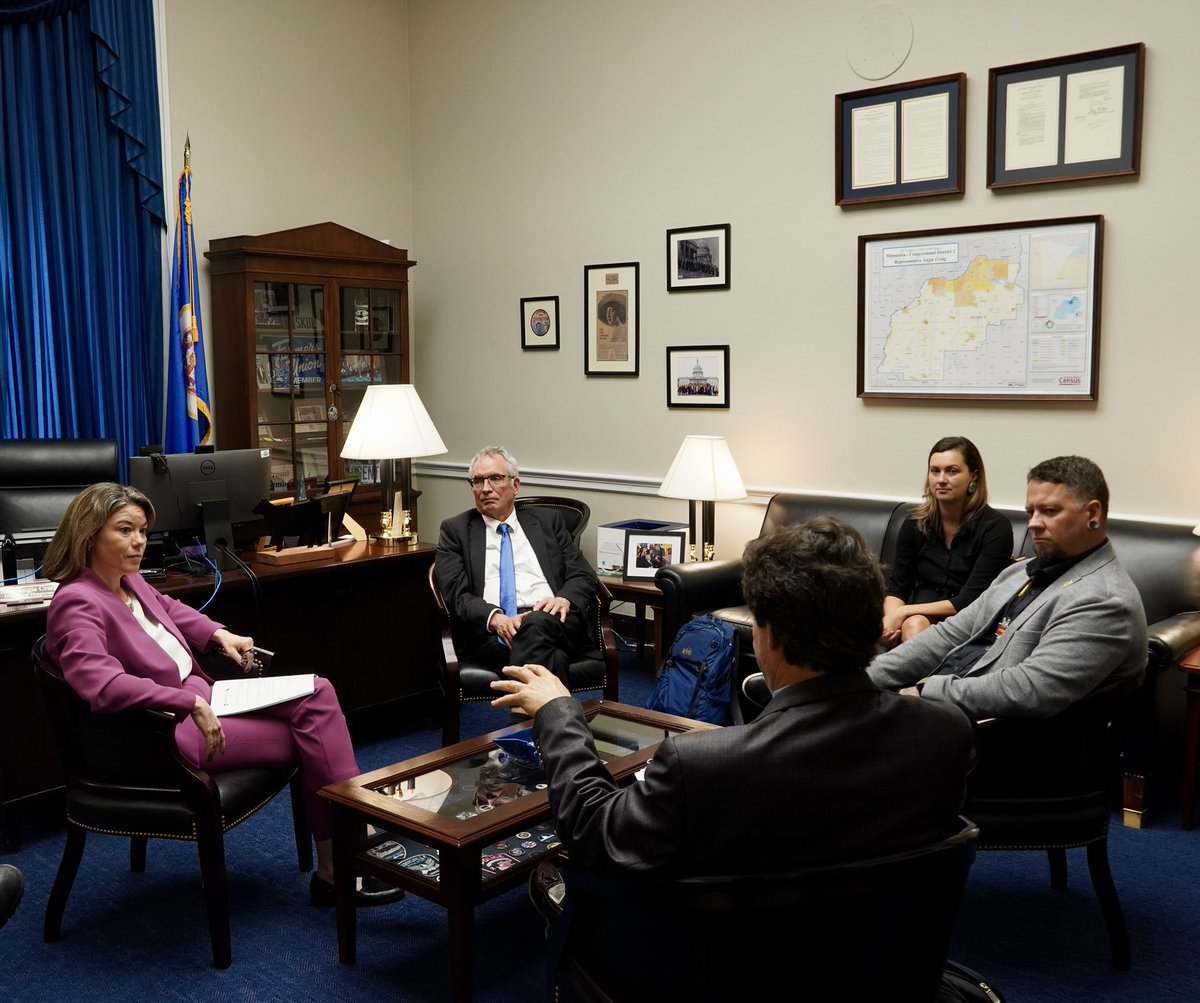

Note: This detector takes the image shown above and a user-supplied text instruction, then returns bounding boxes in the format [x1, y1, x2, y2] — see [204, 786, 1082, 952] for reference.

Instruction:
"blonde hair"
[42, 483, 155, 582]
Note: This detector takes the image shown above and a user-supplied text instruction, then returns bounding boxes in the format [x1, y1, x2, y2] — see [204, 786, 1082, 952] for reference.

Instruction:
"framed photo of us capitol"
[857, 215, 1103, 401]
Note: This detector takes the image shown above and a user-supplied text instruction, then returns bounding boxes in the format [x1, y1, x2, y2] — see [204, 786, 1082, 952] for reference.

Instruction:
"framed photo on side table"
[858, 215, 1104, 401]
[666, 345, 729, 409]
[520, 296, 560, 350]
[835, 73, 965, 206]
[987, 43, 1144, 190]
[666, 224, 731, 291]
[584, 262, 639, 376]
[623, 530, 686, 579]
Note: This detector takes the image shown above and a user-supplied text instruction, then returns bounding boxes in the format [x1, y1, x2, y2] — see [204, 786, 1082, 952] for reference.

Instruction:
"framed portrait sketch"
[623, 530, 686, 579]
[858, 215, 1104, 401]
[987, 43, 1144, 190]
[666, 345, 730, 409]
[584, 262, 639, 376]
[666, 224, 731, 291]
[520, 296, 560, 350]
[835, 73, 965, 206]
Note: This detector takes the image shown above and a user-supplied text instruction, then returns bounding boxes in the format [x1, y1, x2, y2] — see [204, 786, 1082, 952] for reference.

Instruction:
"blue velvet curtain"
[0, 0, 165, 478]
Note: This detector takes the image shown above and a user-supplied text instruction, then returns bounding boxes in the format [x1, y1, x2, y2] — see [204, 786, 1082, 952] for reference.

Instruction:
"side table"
[600, 575, 665, 665]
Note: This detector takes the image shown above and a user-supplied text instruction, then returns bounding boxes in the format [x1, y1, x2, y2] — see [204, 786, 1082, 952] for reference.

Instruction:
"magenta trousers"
[174, 675, 358, 840]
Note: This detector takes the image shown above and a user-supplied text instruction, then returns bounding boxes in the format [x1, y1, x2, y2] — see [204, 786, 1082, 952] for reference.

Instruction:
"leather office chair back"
[32, 636, 311, 969]
[0, 439, 118, 532]
[547, 817, 979, 1002]
[514, 495, 590, 547]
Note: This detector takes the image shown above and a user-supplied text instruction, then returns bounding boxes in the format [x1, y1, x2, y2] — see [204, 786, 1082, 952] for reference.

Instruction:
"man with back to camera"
[435, 446, 597, 681]
[869, 455, 1147, 718]
[490, 517, 974, 876]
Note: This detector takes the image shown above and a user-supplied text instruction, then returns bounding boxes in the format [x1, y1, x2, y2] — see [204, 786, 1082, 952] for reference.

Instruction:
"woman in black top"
[882, 436, 1013, 647]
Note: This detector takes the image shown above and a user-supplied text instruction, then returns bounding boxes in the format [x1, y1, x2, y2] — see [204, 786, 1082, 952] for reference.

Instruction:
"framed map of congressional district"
[857, 215, 1103, 401]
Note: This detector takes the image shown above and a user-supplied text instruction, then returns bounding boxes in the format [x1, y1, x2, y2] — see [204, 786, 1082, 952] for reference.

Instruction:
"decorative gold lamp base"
[372, 509, 418, 547]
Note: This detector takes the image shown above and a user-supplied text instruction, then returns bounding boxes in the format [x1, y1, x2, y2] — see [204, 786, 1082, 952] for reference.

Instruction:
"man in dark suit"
[435, 446, 597, 679]
[491, 517, 974, 876]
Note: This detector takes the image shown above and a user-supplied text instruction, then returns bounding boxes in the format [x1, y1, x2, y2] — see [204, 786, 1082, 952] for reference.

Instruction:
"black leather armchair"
[33, 637, 311, 969]
[965, 682, 1138, 969]
[0, 438, 118, 532]
[543, 817, 979, 1002]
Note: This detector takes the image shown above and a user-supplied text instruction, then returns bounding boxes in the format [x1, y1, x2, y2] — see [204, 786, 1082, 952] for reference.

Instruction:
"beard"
[1031, 540, 1063, 560]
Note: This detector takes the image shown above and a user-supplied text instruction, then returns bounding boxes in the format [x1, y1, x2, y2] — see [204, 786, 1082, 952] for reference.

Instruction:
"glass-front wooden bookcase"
[206, 222, 416, 518]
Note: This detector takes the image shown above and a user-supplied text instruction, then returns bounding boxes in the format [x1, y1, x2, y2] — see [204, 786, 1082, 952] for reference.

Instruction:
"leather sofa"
[0, 438, 119, 533]
[656, 492, 1200, 827]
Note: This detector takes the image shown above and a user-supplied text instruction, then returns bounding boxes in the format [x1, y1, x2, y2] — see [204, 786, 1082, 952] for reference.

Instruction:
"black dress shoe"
[0, 864, 24, 929]
[309, 873, 405, 908]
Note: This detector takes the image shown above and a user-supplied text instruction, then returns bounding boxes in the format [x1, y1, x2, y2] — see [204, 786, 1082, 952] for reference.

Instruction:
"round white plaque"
[846, 3, 914, 81]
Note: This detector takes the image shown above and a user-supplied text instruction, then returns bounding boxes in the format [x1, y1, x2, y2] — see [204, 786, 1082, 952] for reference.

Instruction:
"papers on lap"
[210, 674, 315, 716]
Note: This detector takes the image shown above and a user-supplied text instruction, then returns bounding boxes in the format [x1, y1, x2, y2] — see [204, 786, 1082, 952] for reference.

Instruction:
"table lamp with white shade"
[657, 435, 747, 561]
[340, 384, 446, 545]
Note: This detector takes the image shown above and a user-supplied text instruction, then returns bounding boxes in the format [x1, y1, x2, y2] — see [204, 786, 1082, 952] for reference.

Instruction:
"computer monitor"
[128, 448, 271, 571]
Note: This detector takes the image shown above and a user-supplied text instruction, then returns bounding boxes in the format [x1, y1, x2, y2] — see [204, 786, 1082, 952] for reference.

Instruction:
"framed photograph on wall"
[584, 262, 639, 376]
[858, 215, 1104, 401]
[835, 73, 965, 206]
[666, 224, 731, 291]
[666, 345, 730, 409]
[987, 43, 1144, 190]
[623, 530, 686, 579]
[520, 295, 560, 350]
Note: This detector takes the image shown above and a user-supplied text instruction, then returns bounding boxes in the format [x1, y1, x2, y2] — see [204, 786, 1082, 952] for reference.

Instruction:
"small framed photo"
[294, 403, 326, 433]
[520, 296, 560, 350]
[584, 262, 639, 376]
[623, 530, 686, 579]
[666, 345, 730, 409]
[987, 43, 1144, 190]
[835, 73, 965, 206]
[666, 224, 731, 291]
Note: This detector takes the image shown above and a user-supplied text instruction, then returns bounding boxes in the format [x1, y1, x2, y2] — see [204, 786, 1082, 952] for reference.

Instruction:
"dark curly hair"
[741, 517, 884, 674]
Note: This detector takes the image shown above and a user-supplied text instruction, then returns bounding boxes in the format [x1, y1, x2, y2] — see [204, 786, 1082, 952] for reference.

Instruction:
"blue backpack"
[645, 614, 737, 724]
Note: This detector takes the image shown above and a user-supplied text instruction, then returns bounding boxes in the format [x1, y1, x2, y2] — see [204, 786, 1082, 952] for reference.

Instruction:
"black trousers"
[466, 608, 590, 681]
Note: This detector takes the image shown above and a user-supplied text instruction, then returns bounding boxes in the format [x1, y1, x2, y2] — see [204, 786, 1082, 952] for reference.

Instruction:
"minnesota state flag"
[165, 139, 212, 452]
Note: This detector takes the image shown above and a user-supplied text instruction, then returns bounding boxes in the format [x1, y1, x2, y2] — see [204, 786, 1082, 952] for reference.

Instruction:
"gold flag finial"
[184, 134, 191, 169]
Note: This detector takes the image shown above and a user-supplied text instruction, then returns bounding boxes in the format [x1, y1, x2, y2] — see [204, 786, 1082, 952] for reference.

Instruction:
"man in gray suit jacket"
[436, 446, 597, 679]
[491, 517, 974, 876]
[869, 455, 1147, 719]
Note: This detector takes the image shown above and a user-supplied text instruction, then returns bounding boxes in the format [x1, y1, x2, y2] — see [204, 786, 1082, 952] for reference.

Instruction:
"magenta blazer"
[45, 567, 222, 717]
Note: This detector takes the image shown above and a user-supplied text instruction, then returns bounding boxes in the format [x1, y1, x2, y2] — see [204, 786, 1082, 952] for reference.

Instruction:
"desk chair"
[543, 817, 979, 1002]
[0, 438, 118, 532]
[965, 682, 1137, 969]
[33, 637, 311, 969]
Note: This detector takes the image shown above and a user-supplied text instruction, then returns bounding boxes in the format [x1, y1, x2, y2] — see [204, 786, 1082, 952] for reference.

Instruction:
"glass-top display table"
[319, 699, 717, 1002]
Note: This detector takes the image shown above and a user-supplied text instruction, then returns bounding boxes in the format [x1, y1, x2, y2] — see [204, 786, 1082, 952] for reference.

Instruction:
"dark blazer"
[533, 671, 974, 877]
[436, 506, 597, 655]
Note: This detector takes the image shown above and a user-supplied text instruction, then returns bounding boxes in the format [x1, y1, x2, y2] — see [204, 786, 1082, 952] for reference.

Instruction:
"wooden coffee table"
[320, 700, 716, 1002]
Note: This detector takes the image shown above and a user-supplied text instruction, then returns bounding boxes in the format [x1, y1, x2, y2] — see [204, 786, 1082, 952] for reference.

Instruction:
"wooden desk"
[601, 575, 665, 664]
[0, 541, 437, 852]
[321, 699, 715, 1003]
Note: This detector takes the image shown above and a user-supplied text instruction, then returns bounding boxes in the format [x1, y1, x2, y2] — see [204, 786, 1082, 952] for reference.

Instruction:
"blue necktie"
[498, 522, 518, 618]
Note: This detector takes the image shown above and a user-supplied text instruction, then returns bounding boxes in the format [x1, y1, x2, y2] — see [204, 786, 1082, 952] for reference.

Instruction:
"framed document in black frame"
[987, 43, 1144, 191]
[835, 73, 965, 206]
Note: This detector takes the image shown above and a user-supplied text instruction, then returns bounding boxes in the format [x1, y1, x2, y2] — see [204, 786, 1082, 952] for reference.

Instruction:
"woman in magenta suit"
[43, 483, 399, 907]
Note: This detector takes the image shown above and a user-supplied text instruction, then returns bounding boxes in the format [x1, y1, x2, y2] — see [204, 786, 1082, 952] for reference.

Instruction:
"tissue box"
[596, 519, 688, 574]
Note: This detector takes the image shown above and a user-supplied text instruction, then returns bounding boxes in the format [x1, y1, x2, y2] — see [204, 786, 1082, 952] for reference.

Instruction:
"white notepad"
[210, 674, 315, 716]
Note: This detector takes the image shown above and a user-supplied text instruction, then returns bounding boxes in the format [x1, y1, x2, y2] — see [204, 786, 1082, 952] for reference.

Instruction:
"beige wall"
[164, 0, 1200, 564]
[161, 0, 414, 438]
[407, 0, 1200, 561]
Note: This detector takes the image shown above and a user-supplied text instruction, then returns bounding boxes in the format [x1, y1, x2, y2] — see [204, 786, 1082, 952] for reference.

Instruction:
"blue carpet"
[2, 644, 1198, 1001]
